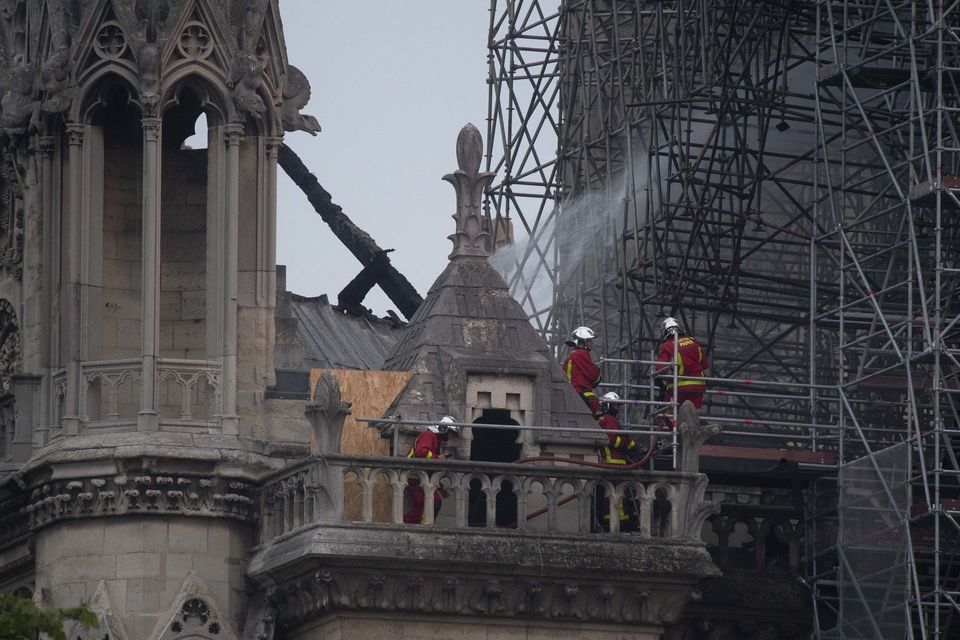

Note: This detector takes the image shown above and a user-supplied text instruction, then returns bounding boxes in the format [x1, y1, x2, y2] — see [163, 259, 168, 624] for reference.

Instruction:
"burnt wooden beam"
[338, 249, 393, 314]
[277, 143, 423, 319]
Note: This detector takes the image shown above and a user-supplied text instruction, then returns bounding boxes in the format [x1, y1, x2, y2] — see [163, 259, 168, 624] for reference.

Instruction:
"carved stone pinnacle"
[306, 370, 352, 454]
[443, 124, 496, 259]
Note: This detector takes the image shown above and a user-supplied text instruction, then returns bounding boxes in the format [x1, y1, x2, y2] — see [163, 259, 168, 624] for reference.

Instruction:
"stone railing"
[79, 358, 142, 425]
[259, 454, 718, 546]
[156, 358, 222, 425]
[51, 358, 222, 429]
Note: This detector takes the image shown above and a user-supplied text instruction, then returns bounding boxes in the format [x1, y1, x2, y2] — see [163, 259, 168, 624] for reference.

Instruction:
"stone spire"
[443, 124, 495, 259]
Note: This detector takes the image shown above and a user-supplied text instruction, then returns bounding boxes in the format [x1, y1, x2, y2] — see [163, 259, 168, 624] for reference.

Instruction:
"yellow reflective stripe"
[614, 435, 622, 448]
[566, 360, 573, 382]
[676, 350, 685, 377]
[669, 379, 705, 388]
[603, 447, 627, 464]
[626, 440, 636, 450]
[407, 447, 414, 458]
[425, 451, 433, 458]
[583, 392, 596, 397]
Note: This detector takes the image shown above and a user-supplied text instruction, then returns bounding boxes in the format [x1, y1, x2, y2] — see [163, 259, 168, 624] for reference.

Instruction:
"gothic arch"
[73, 70, 143, 124]
[160, 71, 235, 126]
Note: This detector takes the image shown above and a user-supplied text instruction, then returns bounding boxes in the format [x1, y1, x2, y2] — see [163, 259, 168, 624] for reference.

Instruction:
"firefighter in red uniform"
[562, 326, 602, 416]
[655, 317, 708, 411]
[594, 392, 642, 532]
[404, 416, 458, 524]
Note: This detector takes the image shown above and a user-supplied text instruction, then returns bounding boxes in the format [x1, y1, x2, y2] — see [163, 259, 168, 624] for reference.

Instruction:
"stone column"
[261, 137, 281, 388]
[37, 136, 56, 446]
[221, 124, 244, 435]
[61, 124, 84, 435]
[264, 137, 281, 305]
[139, 117, 162, 431]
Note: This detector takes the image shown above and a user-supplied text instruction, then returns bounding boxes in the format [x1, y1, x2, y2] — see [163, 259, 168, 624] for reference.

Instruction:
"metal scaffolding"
[485, 1, 960, 638]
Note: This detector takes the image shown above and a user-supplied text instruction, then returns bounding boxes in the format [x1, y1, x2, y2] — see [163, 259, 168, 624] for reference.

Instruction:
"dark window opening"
[469, 409, 520, 527]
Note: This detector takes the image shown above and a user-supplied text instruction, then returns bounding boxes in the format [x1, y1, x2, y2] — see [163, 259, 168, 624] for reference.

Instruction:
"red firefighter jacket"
[406, 431, 445, 503]
[563, 347, 601, 395]
[656, 334, 707, 390]
[598, 413, 638, 464]
[407, 431, 441, 459]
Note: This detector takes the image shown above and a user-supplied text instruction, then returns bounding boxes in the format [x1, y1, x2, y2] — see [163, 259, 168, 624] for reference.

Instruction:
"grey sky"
[275, 1, 491, 315]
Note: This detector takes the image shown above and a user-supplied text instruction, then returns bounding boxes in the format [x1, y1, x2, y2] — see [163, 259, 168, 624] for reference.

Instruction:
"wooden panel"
[309, 369, 412, 455]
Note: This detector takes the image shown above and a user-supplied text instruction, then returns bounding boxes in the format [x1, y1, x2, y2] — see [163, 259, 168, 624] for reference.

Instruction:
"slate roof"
[382, 255, 594, 432]
[274, 292, 401, 371]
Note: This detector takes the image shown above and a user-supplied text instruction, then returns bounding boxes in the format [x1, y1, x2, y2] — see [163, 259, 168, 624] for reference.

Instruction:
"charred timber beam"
[338, 249, 393, 315]
[277, 144, 423, 319]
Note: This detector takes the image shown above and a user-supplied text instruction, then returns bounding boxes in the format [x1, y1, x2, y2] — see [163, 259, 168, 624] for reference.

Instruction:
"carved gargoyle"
[0, 62, 40, 144]
[231, 51, 266, 116]
[281, 64, 320, 135]
[305, 370, 351, 454]
[443, 123, 496, 259]
[134, 0, 170, 112]
[40, 3, 73, 114]
[40, 48, 73, 114]
[231, 0, 269, 118]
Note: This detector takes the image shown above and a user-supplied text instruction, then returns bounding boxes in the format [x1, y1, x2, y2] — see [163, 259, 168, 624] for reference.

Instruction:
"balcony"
[246, 401, 721, 637]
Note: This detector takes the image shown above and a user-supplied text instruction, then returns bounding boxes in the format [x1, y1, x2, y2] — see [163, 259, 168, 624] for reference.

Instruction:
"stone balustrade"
[52, 358, 222, 429]
[258, 453, 717, 545]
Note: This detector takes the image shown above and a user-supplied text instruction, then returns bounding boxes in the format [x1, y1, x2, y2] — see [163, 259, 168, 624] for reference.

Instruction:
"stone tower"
[0, 1, 317, 637]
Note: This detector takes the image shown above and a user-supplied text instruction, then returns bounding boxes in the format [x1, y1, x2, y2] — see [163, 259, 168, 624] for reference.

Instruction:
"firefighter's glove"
[626, 448, 647, 465]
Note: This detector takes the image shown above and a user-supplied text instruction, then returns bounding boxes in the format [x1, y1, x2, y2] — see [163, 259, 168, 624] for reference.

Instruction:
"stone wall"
[34, 516, 250, 639]
[289, 613, 663, 640]
[160, 148, 207, 361]
[159, 147, 210, 421]
[101, 143, 143, 361]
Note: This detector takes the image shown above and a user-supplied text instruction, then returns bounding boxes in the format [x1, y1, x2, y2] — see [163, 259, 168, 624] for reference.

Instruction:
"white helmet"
[661, 317, 681, 337]
[600, 391, 620, 414]
[428, 415, 459, 435]
[565, 325, 596, 347]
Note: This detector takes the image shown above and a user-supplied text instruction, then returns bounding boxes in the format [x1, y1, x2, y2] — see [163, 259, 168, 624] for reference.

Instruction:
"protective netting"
[826, 442, 910, 639]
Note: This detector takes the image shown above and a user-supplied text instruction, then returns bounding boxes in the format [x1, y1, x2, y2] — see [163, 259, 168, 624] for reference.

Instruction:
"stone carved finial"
[676, 400, 720, 474]
[443, 124, 495, 259]
[306, 370, 352, 454]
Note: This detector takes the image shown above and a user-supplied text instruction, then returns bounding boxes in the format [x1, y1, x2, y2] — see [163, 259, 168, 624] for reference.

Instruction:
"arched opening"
[96, 84, 143, 363]
[469, 409, 520, 526]
[158, 87, 210, 420]
[81, 83, 143, 423]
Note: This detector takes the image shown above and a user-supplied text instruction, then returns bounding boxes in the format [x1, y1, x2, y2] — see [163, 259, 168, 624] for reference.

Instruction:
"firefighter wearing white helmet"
[427, 415, 460, 436]
[594, 391, 642, 531]
[655, 315, 708, 413]
[405, 415, 458, 524]
[564, 325, 597, 348]
[562, 325, 602, 416]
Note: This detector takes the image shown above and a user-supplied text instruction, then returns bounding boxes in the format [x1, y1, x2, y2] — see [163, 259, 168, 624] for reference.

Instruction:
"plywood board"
[309, 368, 413, 455]
[310, 368, 413, 522]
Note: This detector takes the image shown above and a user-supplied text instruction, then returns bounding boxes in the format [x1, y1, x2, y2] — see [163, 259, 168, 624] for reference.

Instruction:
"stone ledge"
[250, 525, 717, 631]
[249, 524, 718, 581]
[18, 433, 306, 481]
